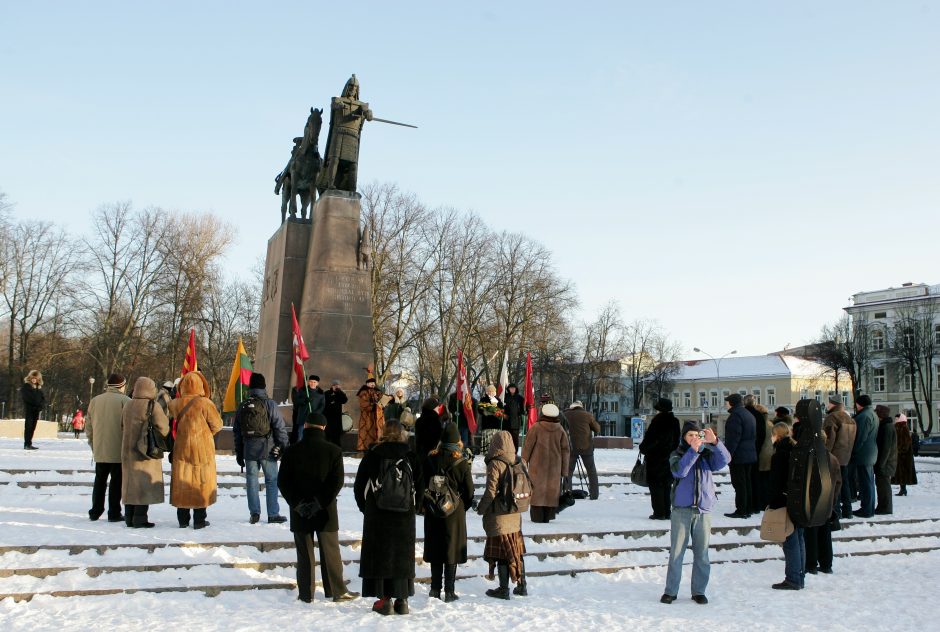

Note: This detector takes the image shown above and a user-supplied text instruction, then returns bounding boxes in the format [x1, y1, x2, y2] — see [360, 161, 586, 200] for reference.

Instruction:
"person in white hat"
[521, 403, 570, 523]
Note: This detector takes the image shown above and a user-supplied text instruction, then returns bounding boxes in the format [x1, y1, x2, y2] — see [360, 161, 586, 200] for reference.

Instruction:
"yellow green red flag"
[223, 337, 253, 413]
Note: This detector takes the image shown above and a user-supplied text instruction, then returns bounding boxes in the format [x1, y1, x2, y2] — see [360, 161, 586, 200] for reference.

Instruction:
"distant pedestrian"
[502, 383, 526, 453]
[874, 405, 897, 515]
[477, 430, 528, 599]
[71, 409, 85, 439]
[521, 403, 570, 523]
[421, 422, 474, 602]
[168, 371, 223, 529]
[277, 412, 359, 604]
[357, 377, 385, 451]
[769, 421, 804, 590]
[564, 401, 600, 500]
[850, 395, 878, 518]
[640, 398, 681, 520]
[660, 420, 730, 605]
[744, 395, 770, 513]
[823, 396, 856, 518]
[121, 377, 170, 528]
[354, 419, 420, 615]
[20, 370, 45, 450]
[86, 373, 130, 522]
[723, 393, 757, 518]
[893, 414, 917, 496]
[323, 379, 348, 448]
[234, 372, 290, 524]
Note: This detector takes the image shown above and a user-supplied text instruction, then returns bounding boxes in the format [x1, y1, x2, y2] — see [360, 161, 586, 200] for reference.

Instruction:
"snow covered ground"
[2, 435, 938, 631]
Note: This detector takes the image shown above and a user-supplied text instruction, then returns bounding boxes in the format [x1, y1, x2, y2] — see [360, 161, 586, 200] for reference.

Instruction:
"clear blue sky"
[3, 1, 938, 358]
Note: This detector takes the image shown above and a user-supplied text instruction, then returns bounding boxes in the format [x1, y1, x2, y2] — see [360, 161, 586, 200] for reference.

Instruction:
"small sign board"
[631, 417, 645, 441]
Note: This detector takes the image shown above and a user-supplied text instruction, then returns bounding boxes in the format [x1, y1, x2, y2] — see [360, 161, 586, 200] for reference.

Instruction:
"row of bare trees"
[362, 183, 683, 411]
[0, 192, 259, 421]
[815, 305, 938, 435]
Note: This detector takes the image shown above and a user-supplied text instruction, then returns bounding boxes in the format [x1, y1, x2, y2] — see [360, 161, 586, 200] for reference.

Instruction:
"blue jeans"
[782, 526, 805, 587]
[664, 506, 712, 597]
[246, 457, 281, 518]
[850, 463, 875, 516]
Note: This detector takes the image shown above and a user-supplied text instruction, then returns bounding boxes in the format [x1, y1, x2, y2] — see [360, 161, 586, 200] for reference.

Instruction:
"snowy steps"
[3, 517, 938, 602]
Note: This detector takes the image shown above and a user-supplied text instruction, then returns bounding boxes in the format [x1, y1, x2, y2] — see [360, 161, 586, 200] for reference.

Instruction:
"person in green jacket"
[849, 394, 878, 518]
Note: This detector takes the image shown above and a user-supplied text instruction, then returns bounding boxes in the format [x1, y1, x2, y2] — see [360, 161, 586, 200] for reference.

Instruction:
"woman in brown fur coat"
[121, 377, 170, 528]
[521, 403, 570, 523]
[168, 371, 222, 528]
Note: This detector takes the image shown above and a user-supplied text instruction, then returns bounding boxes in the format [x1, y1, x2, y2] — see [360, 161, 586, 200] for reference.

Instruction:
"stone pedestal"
[255, 192, 374, 422]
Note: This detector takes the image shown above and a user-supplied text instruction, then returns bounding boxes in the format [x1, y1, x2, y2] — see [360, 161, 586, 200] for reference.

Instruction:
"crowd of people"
[14, 367, 924, 612]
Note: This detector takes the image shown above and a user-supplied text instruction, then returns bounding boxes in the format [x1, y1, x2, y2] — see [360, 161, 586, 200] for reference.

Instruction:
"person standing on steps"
[20, 370, 45, 450]
[120, 377, 170, 528]
[640, 398, 680, 520]
[86, 373, 130, 522]
[722, 393, 757, 519]
[893, 413, 917, 496]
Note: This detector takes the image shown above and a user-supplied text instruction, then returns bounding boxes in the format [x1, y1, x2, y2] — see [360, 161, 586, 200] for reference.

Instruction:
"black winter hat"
[774, 406, 790, 417]
[856, 394, 872, 407]
[305, 412, 327, 427]
[107, 373, 126, 388]
[680, 419, 702, 440]
[249, 372, 266, 390]
[308, 374, 320, 382]
[441, 421, 460, 445]
[653, 398, 673, 412]
[725, 393, 743, 407]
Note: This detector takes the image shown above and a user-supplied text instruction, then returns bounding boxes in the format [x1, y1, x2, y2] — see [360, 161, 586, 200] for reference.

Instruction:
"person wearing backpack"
[233, 372, 290, 525]
[421, 422, 474, 602]
[354, 419, 421, 616]
[477, 430, 529, 600]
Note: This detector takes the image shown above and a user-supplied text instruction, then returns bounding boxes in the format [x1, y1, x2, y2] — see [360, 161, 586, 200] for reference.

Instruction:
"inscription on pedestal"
[328, 274, 369, 312]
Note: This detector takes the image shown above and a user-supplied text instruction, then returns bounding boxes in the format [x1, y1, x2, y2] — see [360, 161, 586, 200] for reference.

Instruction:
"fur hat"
[507, 383, 518, 391]
[305, 412, 327, 427]
[828, 394, 842, 406]
[365, 376, 377, 384]
[725, 393, 743, 407]
[441, 421, 460, 445]
[774, 406, 790, 417]
[307, 374, 320, 382]
[856, 394, 872, 407]
[249, 372, 266, 390]
[107, 373, 126, 388]
[331, 379, 340, 386]
[875, 404, 891, 419]
[568, 400, 584, 410]
[654, 398, 673, 413]
[541, 403, 560, 418]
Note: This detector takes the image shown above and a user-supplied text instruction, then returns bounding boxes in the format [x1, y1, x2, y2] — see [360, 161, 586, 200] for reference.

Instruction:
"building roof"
[673, 354, 827, 381]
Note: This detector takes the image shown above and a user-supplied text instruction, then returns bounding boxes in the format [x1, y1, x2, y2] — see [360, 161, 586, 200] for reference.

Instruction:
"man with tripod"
[563, 401, 600, 500]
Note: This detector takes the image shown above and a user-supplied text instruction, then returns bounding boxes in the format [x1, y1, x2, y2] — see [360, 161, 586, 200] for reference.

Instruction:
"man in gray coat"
[850, 394, 878, 518]
[823, 395, 856, 518]
[86, 373, 130, 521]
[563, 401, 601, 500]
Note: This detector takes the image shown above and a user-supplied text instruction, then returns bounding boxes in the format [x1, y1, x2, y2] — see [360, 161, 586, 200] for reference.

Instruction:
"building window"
[611, 401, 618, 413]
[935, 325, 940, 346]
[710, 390, 719, 408]
[767, 388, 776, 407]
[752, 389, 761, 405]
[738, 389, 747, 399]
[905, 409, 918, 429]
[683, 391, 691, 408]
[874, 311, 887, 319]
[842, 391, 850, 407]
[936, 365, 940, 389]
[871, 330, 885, 351]
[902, 368, 915, 392]
[722, 389, 730, 401]
[873, 367, 886, 392]
[800, 388, 808, 400]
[698, 391, 706, 408]
[814, 390, 823, 404]
[673, 392, 680, 405]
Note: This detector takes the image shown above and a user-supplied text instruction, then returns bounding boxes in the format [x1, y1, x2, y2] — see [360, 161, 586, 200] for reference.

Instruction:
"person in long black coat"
[354, 419, 421, 616]
[415, 398, 445, 460]
[874, 405, 898, 515]
[421, 422, 474, 602]
[639, 398, 680, 520]
[20, 370, 45, 450]
[745, 396, 770, 513]
[291, 375, 325, 444]
[502, 384, 526, 452]
[323, 380, 349, 448]
[277, 413, 359, 604]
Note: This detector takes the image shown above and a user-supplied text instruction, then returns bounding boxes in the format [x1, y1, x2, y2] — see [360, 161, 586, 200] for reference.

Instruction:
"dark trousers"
[177, 507, 207, 526]
[804, 523, 833, 571]
[508, 429, 520, 453]
[850, 463, 875, 516]
[124, 504, 150, 527]
[838, 465, 853, 518]
[530, 506, 557, 523]
[875, 473, 893, 514]
[294, 530, 346, 601]
[24, 411, 39, 446]
[566, 450, 599, 499]
[751, 469, 770, 513]
[430, 562, 458, 593]
[648, 479, 672, 518]
[90, 462, 123, 519]
[729, 463, 753, 515]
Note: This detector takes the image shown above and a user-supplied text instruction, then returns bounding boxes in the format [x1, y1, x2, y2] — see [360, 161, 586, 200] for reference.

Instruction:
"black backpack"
[371, 456, 415, 513]
[497, 458, 533, 514]
[788, 399, 835, 528]
[423, 457, 465, 518]
[238, 395, 271, 439]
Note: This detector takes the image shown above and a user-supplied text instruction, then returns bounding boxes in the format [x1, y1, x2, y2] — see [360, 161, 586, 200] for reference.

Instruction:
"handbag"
[139, 400, 164, 459]
[760, 506, 795, 542]
[630, 454, 648, 488]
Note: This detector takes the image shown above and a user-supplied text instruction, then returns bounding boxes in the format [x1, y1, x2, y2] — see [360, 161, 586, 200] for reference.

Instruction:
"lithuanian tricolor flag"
[223, 338, 253, 413]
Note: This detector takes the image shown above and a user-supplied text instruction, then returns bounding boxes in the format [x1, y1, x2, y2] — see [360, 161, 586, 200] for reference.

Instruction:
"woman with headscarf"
[121, 377, 171, 528]
[893, 413, 917, 496]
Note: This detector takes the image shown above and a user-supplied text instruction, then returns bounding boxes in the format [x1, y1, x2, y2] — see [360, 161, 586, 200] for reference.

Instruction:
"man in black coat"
[639, 398, 681, 519]
[502, 383, 526, 453]
[277, 412, 359, 604]
[291, 374, 325, 444]
[323, 380, 349, 448]
[723, 393, 758, 518]
[874, 405, 898, 515]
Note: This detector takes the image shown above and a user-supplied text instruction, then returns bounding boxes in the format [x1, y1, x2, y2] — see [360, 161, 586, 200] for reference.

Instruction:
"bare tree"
[644, 334, 683, 404]
[892, 304, 937, 435]
[814, 315, 870, 402]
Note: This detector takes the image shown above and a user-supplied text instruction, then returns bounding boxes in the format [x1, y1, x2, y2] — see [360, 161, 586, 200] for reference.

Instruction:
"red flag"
[525, 351, 537, 429]
[181, 328, 198, 376]
[456, 349, 477, 434]
[291, 304, 310, 389]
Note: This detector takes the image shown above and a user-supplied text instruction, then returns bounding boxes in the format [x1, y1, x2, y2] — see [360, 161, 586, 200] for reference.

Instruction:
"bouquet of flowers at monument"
[478, 402, 505, 419]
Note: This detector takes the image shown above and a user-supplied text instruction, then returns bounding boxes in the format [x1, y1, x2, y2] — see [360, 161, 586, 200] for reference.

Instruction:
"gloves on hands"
[236, 455, 245, 468]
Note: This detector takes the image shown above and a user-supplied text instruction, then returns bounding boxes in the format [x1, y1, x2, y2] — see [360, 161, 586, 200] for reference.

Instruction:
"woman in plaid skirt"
[476, 430, 528, 599]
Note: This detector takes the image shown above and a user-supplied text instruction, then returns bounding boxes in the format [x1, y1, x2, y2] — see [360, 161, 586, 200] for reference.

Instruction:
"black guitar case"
[787, 399, 834, 528]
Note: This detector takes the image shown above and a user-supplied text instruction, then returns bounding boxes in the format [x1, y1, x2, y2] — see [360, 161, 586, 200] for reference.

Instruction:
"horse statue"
[288, 108, 323, 221]
[274, 137, 301, 223]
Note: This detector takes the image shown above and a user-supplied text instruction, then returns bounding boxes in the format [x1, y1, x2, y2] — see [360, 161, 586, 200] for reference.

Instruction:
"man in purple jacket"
[661, 420, 731, 606]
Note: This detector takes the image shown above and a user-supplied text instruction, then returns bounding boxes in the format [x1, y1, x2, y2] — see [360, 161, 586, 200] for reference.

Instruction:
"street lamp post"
[692, 347, 737, 426]
[88, 377, 95, 410]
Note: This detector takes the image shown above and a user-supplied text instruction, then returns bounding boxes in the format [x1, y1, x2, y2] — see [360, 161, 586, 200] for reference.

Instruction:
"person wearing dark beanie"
[850, 394, 878, 517]
[661, 417, 730, 605]
[640, 398, 680, 520]
[422, 421, 474, 603]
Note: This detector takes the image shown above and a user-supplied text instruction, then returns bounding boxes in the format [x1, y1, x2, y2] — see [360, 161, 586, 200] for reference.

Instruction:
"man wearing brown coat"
[86, 373, 130, 522]
[823, 395, 857, 518]
[563, 401, 600, 500]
